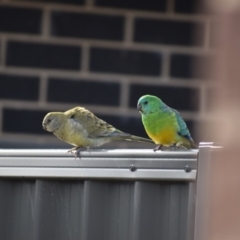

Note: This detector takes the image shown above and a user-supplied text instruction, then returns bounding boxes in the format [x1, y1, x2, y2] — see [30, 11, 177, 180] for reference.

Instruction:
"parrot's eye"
[144, 101, 148, 105]
[47, 119, 51, 123]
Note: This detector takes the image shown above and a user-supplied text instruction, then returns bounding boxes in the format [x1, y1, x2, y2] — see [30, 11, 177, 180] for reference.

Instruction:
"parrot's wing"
[171, 108, 197, 148]
[171, 108, 192, 139]
[66, 107, 130, 139]
[161, 104, 190, 137]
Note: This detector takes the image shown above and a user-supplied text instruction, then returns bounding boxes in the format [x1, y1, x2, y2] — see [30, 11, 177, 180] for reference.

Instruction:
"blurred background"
[0, 0, 214, 148]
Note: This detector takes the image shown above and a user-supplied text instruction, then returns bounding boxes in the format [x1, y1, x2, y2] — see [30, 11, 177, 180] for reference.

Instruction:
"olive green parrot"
[42, 106, 154, 157]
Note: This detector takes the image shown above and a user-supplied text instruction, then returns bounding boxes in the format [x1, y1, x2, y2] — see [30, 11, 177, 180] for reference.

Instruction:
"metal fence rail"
[0, 149, 197, 180]
[0, 149, 198, 240]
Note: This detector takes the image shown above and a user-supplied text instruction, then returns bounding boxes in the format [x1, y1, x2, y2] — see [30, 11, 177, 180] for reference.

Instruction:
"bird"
[137, 95, 197, 151]
[42, 106, 154, 157]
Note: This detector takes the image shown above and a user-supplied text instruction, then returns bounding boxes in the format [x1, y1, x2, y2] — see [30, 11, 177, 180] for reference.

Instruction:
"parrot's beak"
[42, 123, 47, 131]
[137, 104, 142, 113]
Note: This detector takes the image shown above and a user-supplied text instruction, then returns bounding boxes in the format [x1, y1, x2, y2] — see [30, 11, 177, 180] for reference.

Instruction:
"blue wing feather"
[170, 108, 192, 139]
[160, 103, 196, 148]
[161, 103, 193, 139]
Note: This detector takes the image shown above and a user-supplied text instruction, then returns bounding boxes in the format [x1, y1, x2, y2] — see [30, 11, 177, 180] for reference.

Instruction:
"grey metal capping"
[0, 148, 199, 240]
[0, 149, 198, 158]
[0, 167, 197, 181]
[0, 149, 198, 180]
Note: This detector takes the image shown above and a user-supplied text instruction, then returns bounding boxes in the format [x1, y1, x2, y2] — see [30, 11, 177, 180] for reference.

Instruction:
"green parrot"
[42, 106, 154, 157]
[137, 95, 197, 151]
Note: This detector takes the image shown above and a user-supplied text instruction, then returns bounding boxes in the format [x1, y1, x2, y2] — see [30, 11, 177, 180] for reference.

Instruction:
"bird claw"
[67, 146, 89, 159]
[153, 144, 181, 152]
[153, 144, 163, 152]
[153, 144, 188, 152]
[176, 143, 187, 150]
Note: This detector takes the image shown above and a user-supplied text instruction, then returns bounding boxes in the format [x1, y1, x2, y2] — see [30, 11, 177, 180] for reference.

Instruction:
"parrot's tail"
[180, 136, 198, 149]
[189, 140, 198, 149]
[125, 135, 155, 144]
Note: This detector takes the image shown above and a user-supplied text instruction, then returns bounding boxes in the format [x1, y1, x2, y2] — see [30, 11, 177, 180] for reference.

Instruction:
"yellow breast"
[147, 128, 177, 146]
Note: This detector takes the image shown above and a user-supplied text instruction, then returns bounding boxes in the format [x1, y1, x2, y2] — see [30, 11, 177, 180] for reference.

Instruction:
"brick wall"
[0, 0, 216, 148]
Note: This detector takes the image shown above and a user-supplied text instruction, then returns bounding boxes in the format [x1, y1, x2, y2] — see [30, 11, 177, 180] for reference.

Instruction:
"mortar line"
[161, 50, 171, 82]
[120, 78, 130, 109]
[39, 73, 48, 105]
[124, 13, 134, 44]
[166, 0, 175, 13]
[0, 36, 6, 68]
[204, 19, 211, 50]
[81, 43, 90, 73]
[41, 6, 51, 38]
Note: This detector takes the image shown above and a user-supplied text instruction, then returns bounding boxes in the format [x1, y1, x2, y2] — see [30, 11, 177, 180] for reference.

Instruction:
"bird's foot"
[153, 144, 184, 152]
[177, 144, 187, 150]
[168, 144, 178, 151]
[67, 146, 89, 159]
[164, 144, 187, 151]
[153, 144, 163, 152]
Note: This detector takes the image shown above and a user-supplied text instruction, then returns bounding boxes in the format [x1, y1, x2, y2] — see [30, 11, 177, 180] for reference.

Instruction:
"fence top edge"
[0, 148, 199, 158]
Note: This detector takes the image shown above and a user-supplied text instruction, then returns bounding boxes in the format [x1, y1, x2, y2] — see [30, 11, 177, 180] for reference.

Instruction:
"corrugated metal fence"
[0, 147, 215, 240]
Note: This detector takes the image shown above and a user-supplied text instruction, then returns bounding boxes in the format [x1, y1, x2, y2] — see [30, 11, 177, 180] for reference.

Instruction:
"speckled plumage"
[42, 106, 154, 156]
[137, 95, 197, 150]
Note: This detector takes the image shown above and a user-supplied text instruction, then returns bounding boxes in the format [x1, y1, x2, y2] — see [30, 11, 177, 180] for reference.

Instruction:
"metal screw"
[184, 165, 191, 173]
[130, 164, 136, 172]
